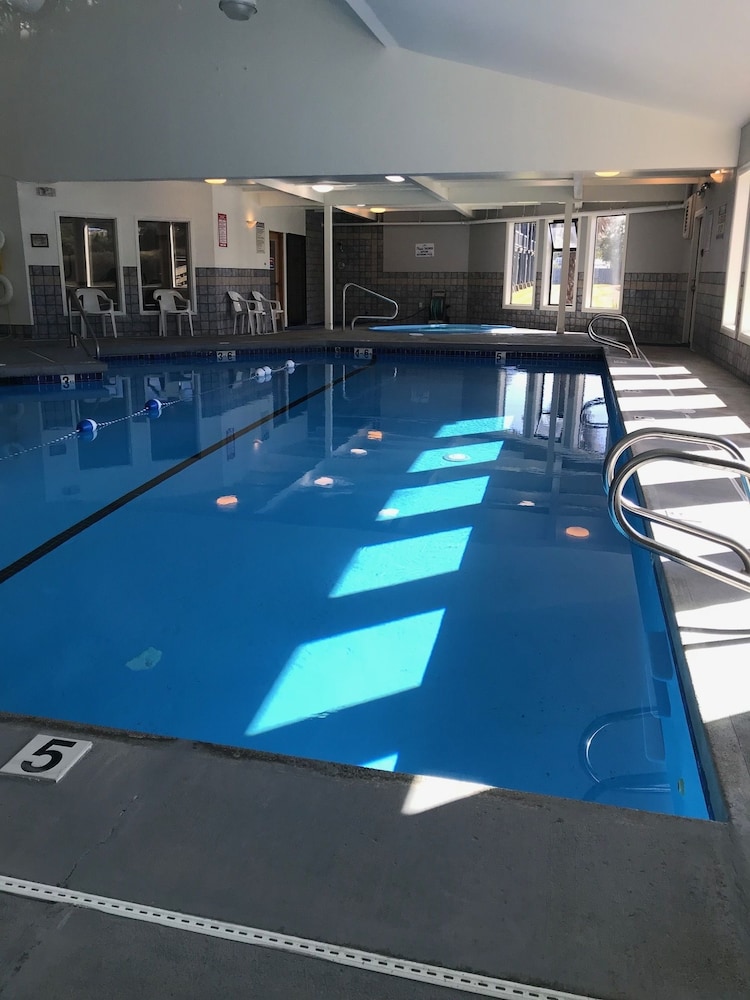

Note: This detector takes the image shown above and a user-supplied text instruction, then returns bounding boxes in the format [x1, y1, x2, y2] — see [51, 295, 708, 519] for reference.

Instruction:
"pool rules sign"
[1, 734, 92, 782]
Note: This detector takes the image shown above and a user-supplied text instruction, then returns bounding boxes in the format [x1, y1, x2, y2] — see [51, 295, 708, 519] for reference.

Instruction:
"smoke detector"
[219, 0, 258, 20]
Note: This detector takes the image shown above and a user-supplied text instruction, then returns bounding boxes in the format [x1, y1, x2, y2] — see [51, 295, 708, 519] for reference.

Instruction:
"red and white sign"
[217, 213, 228, 248]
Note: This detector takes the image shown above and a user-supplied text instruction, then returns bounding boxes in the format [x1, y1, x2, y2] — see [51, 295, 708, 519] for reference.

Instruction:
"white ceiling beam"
[341, 0, 398, 47]
[408, 176, 474, 217]
[252, 178, 323, 204]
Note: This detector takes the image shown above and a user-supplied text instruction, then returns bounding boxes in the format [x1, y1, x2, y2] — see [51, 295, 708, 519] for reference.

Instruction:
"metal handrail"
[342, 282, 398, 330]
[68, 297, 102, 360]
[604, 429, 750, 593]
[603, 426, 750, 501]
[588, 313, 643, 359]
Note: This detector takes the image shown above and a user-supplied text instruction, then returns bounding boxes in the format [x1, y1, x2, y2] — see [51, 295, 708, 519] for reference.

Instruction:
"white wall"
[624, 211, 690, 272]
[468, 222, 506, 271]
[0, 0, 737, 182]
[0, 176, 31, 324]
[383, 224, 469, 271]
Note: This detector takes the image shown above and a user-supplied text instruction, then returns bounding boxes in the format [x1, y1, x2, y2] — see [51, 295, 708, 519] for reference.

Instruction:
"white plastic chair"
[227, 290, 264, 335]
[153, 289, 195, 337]
[75, 287, 118, 338]
[251, 290, 285, 334]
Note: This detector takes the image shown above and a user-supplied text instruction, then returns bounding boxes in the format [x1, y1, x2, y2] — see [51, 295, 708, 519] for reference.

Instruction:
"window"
[504, 221, 537, 308]
[138, 221, 192, 311]
[545, 219, 578, 308]
[60, 216, 121, 310]
[722, 169, 750, 335]
[584, 214, 627, 312]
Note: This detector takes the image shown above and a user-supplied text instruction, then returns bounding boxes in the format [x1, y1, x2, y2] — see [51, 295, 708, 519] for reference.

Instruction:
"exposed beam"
[409, 176, 474, 218]
[341, 0, 398, 47]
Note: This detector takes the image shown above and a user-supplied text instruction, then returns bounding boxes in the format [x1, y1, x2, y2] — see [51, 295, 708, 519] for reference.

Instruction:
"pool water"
[0, 355, 711, 818]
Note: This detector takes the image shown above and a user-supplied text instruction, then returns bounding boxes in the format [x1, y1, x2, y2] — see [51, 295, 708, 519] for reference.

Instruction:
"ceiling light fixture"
[710, 168, 732, 183]
[311, 183, 334, 193]
[218, 0, 258, 20]
[385, 175, 405, 183]
[204, 178, 227, 185]
[370, 207, 387, 214]
[594, 171, 620, 178]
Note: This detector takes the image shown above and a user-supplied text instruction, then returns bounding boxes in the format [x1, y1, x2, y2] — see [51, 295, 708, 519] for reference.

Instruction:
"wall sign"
[255, 221, 266, 254]
[415, 243, 435, 258]
[217, 213, 228, 248]
[30, 233, 49, 248]
[1, 734, 92, 783]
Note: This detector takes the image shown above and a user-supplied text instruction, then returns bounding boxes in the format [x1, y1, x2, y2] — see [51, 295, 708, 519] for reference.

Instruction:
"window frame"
[582, 213, 629, 314]
[540, 216, 580, 311]
[58, 213, 123, 315]
[503, 220, 538, 310]
[136, 218, 194, 314]
[721, 168, 750, 338]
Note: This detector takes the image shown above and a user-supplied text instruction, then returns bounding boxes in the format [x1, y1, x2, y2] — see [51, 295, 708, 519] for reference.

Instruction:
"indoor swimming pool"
[0, 352, 712, 818]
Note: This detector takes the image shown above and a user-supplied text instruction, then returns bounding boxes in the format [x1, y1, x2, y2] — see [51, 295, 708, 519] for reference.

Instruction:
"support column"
[556, 200, 573, 335]
[324, 205, 334, 331]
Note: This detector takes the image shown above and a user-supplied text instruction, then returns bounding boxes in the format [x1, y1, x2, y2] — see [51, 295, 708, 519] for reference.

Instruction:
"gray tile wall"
[16, 266, 272, 340]
[691, 270, 750, 383]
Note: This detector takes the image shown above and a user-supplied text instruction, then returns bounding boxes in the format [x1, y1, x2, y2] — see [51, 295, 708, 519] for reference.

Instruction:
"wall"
[0, 176, 32, 326]
[690, 176, 750, 382]
[313, 209, 694, 342]
[0, 0, 737, 183]
[3, 182, 306, 339]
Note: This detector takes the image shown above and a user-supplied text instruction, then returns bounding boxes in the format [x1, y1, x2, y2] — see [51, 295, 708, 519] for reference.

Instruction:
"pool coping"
[0, 333, 749, 999]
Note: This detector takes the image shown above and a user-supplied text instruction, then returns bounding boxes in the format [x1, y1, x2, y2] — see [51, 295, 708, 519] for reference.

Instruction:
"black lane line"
[0, 365, 371, 586]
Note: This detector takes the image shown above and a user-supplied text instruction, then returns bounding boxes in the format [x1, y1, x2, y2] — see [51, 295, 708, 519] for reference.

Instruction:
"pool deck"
[0, 328, 749, 999]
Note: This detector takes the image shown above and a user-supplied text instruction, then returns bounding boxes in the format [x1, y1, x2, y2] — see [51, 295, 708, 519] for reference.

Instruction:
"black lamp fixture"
[219, 0, 258, 20]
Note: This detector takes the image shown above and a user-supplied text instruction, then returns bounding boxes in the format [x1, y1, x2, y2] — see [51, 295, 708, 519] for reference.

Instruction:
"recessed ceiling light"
[312, 183, 334, 193]
[356, 203, 366, 208]
[370, 207, 387, 214]
[594, 171, 620, 178]
[385, 175, 405, 183]
[204, 178, 227, 184]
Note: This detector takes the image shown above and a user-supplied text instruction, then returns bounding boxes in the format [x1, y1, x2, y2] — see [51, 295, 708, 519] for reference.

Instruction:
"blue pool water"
[0, 354, 711, 818]
[369, 324, 513, 334]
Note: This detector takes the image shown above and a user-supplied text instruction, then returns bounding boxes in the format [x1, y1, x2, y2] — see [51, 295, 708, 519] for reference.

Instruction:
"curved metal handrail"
[342, 282, 398, 330]
[588, 313, 643, 359]
[603, 426, 750, 501]
[609, 449, 750, 591]
[68, 296, 102, 360]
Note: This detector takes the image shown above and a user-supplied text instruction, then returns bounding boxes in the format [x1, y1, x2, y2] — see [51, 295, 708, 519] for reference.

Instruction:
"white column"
[324, 205, 334, 330]
[556, 200, 573, 335]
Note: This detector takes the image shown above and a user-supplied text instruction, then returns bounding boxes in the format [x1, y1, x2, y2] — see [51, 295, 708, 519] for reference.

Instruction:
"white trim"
[721, 168, 750, 334]
[135, 217, 195, 316]
[503, 220, 537, 310]
[340, 0, 399, 47]
[57, 212, 124, 317]
[581, 212, 629, 314]
[539, 216, 580, 312]
[0, 873, 601, 1000]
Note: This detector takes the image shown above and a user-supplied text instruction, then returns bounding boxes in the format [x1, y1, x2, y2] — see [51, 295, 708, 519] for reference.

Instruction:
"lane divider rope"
[0, 873, 600, 1000]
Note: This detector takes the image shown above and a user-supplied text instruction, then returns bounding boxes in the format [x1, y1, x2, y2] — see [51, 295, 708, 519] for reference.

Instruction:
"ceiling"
[342, 0, 750, 125]
[234, 0, 744, 219]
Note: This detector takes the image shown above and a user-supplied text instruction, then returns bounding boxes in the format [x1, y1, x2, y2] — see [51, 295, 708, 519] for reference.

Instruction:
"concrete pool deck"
[0, 329, 748, 999]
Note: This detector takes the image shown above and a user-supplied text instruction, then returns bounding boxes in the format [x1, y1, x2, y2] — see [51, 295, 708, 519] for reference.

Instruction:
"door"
[285, 233, 307, 327]
[269, 231, 285, 314]
[684, 211, 704, 348]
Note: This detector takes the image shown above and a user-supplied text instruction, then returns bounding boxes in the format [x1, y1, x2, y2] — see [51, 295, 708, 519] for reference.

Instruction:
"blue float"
[145, 398, 163, 417]
[76, 418, 98, 441]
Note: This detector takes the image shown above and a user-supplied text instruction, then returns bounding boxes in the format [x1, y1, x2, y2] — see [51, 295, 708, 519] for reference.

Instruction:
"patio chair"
[251, 290, 285, 334]
[153, 289, 195, 337]
[75, 287, 118, 338]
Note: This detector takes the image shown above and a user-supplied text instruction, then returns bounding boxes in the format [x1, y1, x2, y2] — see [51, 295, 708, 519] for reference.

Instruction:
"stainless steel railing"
[342, 282, 398, 330]
[588, 313, 644, 359]
[604, 427, 750, 592]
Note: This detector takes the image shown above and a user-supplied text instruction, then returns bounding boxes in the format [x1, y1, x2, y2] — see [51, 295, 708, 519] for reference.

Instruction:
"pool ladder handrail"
[587, 313, 644, 359]
[68, 296, 102, 360]
[604, 427, 750, 593]
[342, 282, 398, 330]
